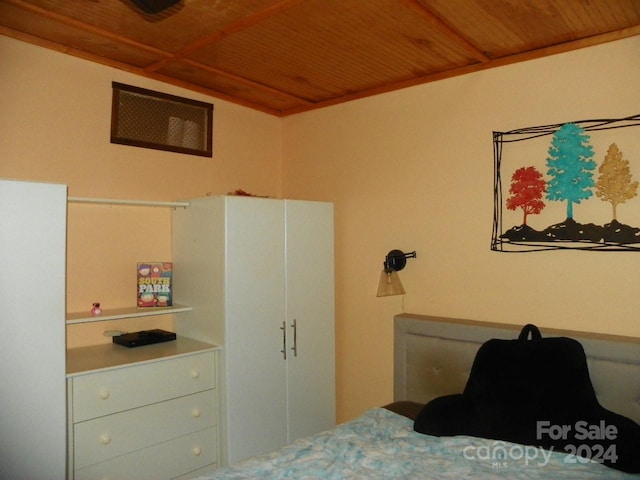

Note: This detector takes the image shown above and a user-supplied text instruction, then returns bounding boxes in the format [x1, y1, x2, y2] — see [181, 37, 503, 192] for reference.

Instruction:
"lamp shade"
[376, 269, 406, 297]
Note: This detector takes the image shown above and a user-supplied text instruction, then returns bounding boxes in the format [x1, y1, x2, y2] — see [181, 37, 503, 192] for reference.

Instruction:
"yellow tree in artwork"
[595, 143, 638, 221]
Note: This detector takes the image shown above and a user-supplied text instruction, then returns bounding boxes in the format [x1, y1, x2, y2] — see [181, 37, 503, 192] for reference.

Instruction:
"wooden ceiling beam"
[179, 58, 315, 106]
[400, 0, 491, 64]
[0, 22, 310, 112]
[2, 0, 310, 110]
[283, 24, 640, 116]
[3, 0, 171, 58]
[144, 0, 308, 72]
[0, 24, 285, 116]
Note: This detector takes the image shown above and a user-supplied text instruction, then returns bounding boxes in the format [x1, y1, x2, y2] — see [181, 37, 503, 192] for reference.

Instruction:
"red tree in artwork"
[506, 166, 546, 225]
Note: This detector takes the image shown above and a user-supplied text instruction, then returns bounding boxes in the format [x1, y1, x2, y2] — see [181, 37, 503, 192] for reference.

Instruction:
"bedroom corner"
[281, 35, 640, 423]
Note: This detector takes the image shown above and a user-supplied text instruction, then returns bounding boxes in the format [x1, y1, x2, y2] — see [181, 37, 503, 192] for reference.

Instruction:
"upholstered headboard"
[394, 314, 640, 424]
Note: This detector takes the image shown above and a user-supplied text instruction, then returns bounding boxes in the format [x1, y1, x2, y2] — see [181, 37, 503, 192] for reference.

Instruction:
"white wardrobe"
[0, 179, 67, 480]
[173, 195, 335, 466]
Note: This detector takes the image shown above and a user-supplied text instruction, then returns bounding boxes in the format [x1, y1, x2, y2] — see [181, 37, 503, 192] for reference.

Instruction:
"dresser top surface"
[67, 337, 219, 376]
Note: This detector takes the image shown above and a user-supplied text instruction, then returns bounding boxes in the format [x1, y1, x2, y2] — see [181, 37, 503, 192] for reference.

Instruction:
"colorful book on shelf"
[137, 262, 172, 307]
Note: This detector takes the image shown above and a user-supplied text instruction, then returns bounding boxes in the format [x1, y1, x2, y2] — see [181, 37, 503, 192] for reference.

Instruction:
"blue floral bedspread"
[196, 408, 637, 479]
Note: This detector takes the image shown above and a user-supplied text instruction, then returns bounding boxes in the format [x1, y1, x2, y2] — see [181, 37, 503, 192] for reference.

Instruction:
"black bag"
[413, 324, 640, 473]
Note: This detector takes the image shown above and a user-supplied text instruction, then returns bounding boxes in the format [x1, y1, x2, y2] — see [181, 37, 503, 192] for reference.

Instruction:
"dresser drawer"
[71, 351, 215, 422]
[74, 426, 217, 480]
[74, 389, 216, 469]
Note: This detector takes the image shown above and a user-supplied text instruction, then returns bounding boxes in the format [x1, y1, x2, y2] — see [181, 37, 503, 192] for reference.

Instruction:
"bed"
[195, 314, 640, 479]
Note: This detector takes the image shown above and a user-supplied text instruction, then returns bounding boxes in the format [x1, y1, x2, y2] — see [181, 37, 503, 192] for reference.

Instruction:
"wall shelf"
[66, 304, 192, 325]
[68, 197, 190, 208]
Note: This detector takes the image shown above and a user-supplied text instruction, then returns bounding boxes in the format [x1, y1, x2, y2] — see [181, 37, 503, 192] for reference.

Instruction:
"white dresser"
[67, 343, 219, 480]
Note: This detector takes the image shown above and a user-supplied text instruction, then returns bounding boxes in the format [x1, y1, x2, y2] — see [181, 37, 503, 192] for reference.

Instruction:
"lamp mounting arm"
[384, 249, 417, 272]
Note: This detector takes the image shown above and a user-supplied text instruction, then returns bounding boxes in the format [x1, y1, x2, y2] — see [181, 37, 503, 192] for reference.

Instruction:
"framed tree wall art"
[492, 114, 640, 252]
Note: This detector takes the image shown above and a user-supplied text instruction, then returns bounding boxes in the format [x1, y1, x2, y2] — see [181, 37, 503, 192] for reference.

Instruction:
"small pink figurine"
[91, 302, 102, 315]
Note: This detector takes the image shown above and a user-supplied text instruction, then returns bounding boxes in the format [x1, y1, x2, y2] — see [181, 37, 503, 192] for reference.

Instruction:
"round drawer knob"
[191, 408, 201, 418]
[99, 389, 110, 400]
[100, 434, 111, 445]
[192, 447, 201, 456]
[191, 370, 200, 379]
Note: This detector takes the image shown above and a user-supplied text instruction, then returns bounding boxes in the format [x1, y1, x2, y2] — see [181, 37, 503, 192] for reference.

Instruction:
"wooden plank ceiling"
[1, 0, 639, 116]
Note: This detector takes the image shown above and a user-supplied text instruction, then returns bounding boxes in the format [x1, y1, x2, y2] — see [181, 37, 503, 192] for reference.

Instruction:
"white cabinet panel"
[285, 200, 336, 442]
[0, 179, 67, 480]
[224, 197, 288, 463]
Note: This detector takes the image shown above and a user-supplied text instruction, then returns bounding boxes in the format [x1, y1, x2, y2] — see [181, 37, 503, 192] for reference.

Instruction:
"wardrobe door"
[0, 180, 67, 480]
[224, 196, 288, 464]
[285, 200, 335, 442]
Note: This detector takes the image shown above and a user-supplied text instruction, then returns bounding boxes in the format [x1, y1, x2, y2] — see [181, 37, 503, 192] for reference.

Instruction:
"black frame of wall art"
[492, 114, 640, 252]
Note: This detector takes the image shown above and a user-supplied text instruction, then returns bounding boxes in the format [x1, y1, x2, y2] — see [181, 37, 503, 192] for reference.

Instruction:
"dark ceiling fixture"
[129, 0, 182, 15]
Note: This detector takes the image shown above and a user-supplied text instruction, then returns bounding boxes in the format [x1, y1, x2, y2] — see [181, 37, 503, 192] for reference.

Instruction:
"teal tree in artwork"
[546, 123, 596, 219]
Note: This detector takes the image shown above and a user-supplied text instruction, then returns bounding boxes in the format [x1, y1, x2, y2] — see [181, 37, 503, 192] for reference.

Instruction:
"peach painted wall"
[0, 35, 282, 346]
[2, 33, 640, 422]
[281, 36, 640, 422]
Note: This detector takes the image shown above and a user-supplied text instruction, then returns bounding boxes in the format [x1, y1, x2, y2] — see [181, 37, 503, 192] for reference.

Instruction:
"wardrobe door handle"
[291, 319, 297, 357]
[280, 321, 287, 360]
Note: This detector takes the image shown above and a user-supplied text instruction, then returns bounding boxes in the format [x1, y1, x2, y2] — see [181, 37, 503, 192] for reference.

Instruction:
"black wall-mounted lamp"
[376, 249, 417, 297]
